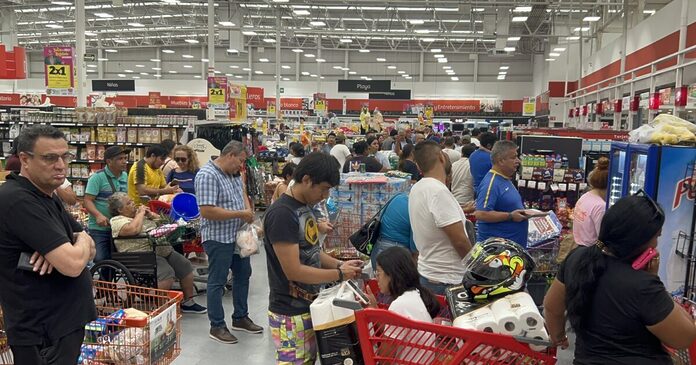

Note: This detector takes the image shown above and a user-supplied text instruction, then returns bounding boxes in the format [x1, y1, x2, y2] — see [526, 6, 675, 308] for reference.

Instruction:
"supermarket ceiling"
[1, 0, 675, 54]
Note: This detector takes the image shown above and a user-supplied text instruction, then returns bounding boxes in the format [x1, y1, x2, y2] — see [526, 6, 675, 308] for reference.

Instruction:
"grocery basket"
[0, 281, 182, 365]
[354, 308, 556, 364]
[0, 308, 11, 365]
[85, 280, 183, 364]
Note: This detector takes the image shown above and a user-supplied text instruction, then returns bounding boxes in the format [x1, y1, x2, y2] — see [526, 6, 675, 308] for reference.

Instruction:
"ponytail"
[416, 283, 442, 319]
[565, 245, 608, 332]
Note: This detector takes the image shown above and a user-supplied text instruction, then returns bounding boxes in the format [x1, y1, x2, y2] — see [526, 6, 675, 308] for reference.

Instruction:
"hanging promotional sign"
[313, 92, 327, 116]
[229, 84, 247, 121]
[423, 105, 434, 126]
[207, 76, 228, 108]
[44, 46, 75, 96]
[267, 99, 276, 116]
[522, 97, 536, 116]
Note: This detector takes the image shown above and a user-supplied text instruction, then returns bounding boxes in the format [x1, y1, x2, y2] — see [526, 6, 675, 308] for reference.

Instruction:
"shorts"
[156, 252, 193, 282]
[268, 311, 317, 365]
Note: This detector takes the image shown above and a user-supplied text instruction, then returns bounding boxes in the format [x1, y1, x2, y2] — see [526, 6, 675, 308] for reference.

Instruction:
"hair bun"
[596, 157, 609, 170]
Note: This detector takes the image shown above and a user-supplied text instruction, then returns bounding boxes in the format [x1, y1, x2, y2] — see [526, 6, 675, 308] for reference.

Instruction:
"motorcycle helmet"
[461, 238, 535, 302]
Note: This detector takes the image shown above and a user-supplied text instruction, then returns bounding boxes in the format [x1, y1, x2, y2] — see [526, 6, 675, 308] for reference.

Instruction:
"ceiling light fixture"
[263, 38, 276, 43]
[227, 48, 239, 53]
[437, 58, 448, 63]
[46, 23, 64, 29]
[168, 70, 178, 74]
[185, 39, 199, 44]
[553, 47, 566, 52]
[430, 48, 442, 53]
[304, 53, 315, 58]
[104, 49, 117, 53]
[503, 47, 516, 52]
[442, 66, 451, 69]
[339, 39, 352, 43]
[293, 9, 311, 15]
[201, 58, 209, 62]
[50, 1, 72, 5]
[349, 71, 357, 75]
[259, 58, 269, 62]
[397, 70, 405, 74]
[333, 65, 342, 69]
[566, 36, 580, 40]
[292, 48, 304, 53]
[255, 70, 264, 74]
[497, 75, 506, 80]
[85, 31, 97, 36]
[451, 76, 459, 81]
[316, 58, 326, 62]
[545, 58, 556, 61]
[359, 49, 370, 53]
[128, 22, 145, 27]
[310, 74, 317, 77]
[408, 19, 425, 25]
[376, 58, 386, 62]
[94, 12, 113, 18]
[282, 77, 290, 81]
[282, 65, 291, 69]
[434, 54, 445, 58]
[124, 69, 133, 73]
[182, 54, 194, 59]
[500, 66, 509, 70]
[132, 76, 140, 79]
[242, 67, 251, 71]
[219, 21, 235, 26]
[301, 71, 310, 75]
[140, 72, 149, 75]
[194, 75, 202, 78]
[310, 21, 326, 27]
[118, 73, 126, 77]
[235, 75, 243, 79]
[230, 65, 240, 69]
[507, 36, 521, 41]
[135, 64, 145, 68]
[387, 65, 397, 69]
[183, 65, 193, 68]
[152, 67, 162, 71]
[113, 39, 128, 44]
[573, 27, 590, 32]
[499, 71, 507, 75]
[86, 64, 97, 68]
[512, 16, 528, 22]
[97, 58, 108, 62]
[162, 49, 175, 53]
[549, 52, 561, 57]
[583, 16, 601, 22]
[242, 31, 257, 36]
[513, 6, 532, 12]
[150, 58, 161, 62]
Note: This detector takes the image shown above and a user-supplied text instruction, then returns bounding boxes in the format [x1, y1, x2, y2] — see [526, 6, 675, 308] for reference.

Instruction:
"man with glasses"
[127, 144, 181, 206]
[83, 146, 130, 267]
[195, 140, 261, 344]
[0, 125, 97, 364]
[474, 140, 529, 247]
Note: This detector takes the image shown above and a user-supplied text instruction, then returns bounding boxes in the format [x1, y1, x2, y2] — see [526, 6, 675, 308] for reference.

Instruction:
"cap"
[104, 146, 131, 160]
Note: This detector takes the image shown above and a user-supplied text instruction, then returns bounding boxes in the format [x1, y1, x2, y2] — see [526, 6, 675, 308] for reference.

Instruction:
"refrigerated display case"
[608, 143, 628, 207]
[606, 142, 696, 292]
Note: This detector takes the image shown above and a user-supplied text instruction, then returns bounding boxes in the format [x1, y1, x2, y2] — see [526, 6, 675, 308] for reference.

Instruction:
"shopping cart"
[0, 281, 182, 365]
[354, 308, 556, 364]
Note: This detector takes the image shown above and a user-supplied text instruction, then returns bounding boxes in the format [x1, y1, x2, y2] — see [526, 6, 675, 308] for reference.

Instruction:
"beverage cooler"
[607, 142, 696, 293]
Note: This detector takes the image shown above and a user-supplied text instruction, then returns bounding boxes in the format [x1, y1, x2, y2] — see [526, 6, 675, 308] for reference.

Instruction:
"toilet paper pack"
[506, 292, 545, 331]
[452, 307, 501, 333]
[490, 299, 523, 336]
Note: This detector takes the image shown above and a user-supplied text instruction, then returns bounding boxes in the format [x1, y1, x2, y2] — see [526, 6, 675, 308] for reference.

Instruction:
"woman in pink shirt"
[573, 158, 609, 246]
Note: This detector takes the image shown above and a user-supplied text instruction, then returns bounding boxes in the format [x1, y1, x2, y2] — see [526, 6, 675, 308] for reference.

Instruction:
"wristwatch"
[337, 261, 344, 269]
[336, 268, 344, 281]
[508, 212, 513, 221]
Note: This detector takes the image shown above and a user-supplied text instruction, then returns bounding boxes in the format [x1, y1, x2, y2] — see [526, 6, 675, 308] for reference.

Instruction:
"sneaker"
[231, 317, 263, 334]
[209, 327, 238, 344]
[181, 302, 207, 314]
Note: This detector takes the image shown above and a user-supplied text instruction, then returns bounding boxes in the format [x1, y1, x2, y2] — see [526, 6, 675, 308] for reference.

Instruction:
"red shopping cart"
[354, 308, 556, 364]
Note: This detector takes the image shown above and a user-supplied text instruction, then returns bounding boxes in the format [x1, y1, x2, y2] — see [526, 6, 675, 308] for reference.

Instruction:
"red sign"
[649, 92, 660, 110]
[630, 96, 640, 112]
[431, 100, 480, 113]
[614, 99, 622, 113]
[0, 93, 20, 105]
[675, 86, 688, 107]
[246, 87, 265, 109]
[167, 96, 192, 108]
[149, 92, 161, 107]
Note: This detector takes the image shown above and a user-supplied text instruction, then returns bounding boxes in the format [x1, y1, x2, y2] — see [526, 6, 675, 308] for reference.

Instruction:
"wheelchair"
[90, 197, 203, 289]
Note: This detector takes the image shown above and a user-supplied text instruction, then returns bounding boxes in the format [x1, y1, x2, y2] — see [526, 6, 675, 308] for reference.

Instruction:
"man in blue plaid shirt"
[195, 140, 262, 345]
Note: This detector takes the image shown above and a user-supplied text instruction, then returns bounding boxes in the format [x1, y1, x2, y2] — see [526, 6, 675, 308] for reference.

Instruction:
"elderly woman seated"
[108, 192, 207, 314]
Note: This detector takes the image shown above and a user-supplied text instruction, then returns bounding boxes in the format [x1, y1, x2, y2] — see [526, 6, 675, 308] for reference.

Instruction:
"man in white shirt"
[470, 128, 481, 147]
[329, 134, 351, 172]
[442, 137, 461, 164]
[451, 143, 478, 209]
[408, 141, 473, 295]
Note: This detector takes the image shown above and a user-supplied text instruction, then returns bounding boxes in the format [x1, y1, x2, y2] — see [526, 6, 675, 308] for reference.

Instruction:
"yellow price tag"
[208, 88, 226, 105]
[45, 64, 72, 89]
[523, 103, 536, 116]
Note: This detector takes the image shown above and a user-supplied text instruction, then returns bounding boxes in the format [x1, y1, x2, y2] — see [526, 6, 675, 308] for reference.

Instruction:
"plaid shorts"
[268, 311, 317, 365]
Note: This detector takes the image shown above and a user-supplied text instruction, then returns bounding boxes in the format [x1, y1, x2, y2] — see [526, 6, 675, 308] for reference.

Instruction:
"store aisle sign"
[338, 80, 391, 93]
[369, 89, 411, 100]
[92, 80, 135, 92]
[44, 46, 74, 91]
[522, 97, 536, 116]
[207, 76, 228, 107]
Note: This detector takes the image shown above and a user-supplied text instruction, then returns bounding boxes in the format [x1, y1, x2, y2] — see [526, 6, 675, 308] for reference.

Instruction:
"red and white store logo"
[246, 87, 264, 101]
[673, 177, 695, 211]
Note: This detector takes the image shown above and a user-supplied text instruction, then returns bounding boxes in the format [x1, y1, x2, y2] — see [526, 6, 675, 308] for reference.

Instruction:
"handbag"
[348, 194, 400, 256]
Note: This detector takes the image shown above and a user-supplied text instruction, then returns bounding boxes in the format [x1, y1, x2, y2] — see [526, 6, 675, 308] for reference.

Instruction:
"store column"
[207, 0, 215, 76]
[316, 36, 321, 93]
[674, 0, 690, 115]
[75, 0, 87, 107]
[0, 10, 18, 46]
[275, 11, 281, 119]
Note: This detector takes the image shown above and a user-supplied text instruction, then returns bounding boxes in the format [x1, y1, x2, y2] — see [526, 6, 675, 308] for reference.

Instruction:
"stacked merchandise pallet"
[325, 173, 411, 260]
[0, 106, 202, 197]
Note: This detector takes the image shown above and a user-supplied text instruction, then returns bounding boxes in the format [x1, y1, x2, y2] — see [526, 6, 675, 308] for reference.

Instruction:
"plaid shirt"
[195, 161, 246, 244]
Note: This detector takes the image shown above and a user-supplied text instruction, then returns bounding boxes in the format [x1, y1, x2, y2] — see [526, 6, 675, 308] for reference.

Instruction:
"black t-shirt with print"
[342, 155, 384, 173]
[558, 246, 673, 365]
[400, 160, 422, 181]
[0, 173, 96, 346]
[264, 194, 322, 315]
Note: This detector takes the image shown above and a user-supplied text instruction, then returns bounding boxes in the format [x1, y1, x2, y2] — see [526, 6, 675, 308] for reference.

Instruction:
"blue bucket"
[171, 193, 200, 221]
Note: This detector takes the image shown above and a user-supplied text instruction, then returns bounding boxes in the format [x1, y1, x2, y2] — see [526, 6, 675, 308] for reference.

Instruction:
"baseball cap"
[104, 146, 131, 160]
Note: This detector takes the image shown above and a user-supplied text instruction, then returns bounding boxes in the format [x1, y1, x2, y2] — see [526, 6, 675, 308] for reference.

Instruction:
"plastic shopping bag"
[236, 223, 260, 257]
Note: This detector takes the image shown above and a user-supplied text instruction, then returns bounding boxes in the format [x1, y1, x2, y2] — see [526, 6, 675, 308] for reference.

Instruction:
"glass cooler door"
[608, 148, 626, 207]
[628, 152, 649, 195]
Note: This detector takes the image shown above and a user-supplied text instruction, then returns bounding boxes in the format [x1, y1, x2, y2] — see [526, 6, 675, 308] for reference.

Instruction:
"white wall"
[0, 78, 534, 100]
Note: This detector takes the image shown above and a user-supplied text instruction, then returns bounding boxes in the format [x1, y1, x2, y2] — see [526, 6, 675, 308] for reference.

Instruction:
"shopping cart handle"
[333, 298, 363, 311]
[513, 335, 554, 348]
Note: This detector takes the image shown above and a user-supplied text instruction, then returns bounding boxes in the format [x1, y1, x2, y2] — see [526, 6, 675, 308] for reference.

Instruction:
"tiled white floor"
[172, 244, 576, 365]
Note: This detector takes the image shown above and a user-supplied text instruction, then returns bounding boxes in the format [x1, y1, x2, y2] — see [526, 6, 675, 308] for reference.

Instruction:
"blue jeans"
[89, 229, 113, 262]
[419, 275, 450, 296]
[370, 238, 408, 270]
[203, 240, 251, 329]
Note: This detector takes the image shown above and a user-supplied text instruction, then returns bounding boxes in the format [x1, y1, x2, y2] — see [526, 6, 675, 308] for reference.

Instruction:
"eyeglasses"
[174, 157, 188, 163]
[633, 189, 664, 219]
[24, 151, 75, 165]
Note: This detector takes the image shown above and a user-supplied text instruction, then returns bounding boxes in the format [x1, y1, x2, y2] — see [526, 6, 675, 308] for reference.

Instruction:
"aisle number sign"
[43, 46, 75, 93]
[523, 97, 537, 116]
[207, 76, 228, 108]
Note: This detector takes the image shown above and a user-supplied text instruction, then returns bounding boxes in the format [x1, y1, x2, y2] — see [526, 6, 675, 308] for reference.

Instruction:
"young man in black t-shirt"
[264, 152, 363, 364]
[342, 140, 386, 173]
[0, 125, 97, 364]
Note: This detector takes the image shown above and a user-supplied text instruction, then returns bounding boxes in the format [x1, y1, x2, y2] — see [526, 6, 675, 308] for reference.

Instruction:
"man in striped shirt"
[474, 140, 529, 247]
[195, 140, 261, 345]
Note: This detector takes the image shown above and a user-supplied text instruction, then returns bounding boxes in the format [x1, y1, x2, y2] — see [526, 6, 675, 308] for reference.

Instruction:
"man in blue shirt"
[475, 140, 529, 247]
[469, 132, 498, 194]
[196, 140, 261, 344]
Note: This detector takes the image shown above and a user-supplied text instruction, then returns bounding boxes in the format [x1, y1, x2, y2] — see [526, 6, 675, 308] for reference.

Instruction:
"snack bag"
[236, 223, 260, 257]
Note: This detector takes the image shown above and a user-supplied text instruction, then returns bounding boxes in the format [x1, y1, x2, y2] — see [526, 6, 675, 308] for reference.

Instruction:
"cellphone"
[17, 252, 34, 271]
[632, 248, 658, 270]
[345, 280, 370, 305]
[170, 179, 180, 186]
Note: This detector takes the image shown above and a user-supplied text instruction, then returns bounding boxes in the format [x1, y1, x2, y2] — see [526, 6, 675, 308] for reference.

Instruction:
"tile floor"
[172, 244, 575, 365]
